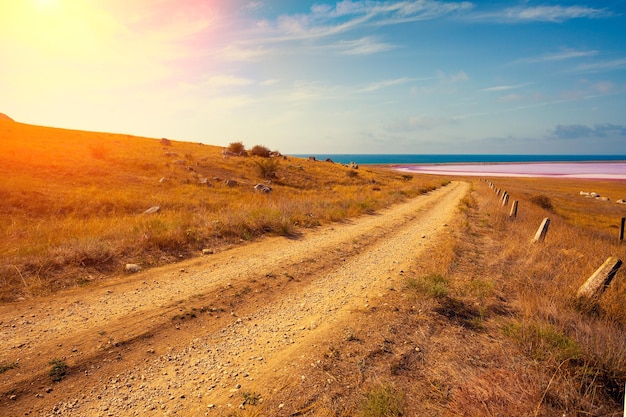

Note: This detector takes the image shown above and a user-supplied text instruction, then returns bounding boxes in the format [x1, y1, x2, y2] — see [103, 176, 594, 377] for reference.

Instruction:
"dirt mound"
[0, 113, 14, 121]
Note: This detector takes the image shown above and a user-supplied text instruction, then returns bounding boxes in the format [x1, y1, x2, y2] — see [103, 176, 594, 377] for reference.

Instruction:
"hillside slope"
[0, 119, 443, 301]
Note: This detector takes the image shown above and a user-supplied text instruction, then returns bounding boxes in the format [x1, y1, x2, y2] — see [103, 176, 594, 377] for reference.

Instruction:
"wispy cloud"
[332, 37, 396, 56]
[358, 77, 413, 92]
[570, 58, 626, 74]
[481, 83, 529, 92]
[247, 0, 474, 43]
[472, 5, 611, 23]
[517, 50, 599, 64]
[497, 93, 524, 103]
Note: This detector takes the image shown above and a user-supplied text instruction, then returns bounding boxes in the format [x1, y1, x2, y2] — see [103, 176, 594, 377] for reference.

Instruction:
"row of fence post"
[482, 179, 623, 303]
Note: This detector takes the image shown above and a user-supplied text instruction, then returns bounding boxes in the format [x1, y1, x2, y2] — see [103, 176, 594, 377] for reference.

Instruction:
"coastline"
[391, 161, 626, 180]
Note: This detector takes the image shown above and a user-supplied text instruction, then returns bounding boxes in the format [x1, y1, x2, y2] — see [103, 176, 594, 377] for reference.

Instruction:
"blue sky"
[1, 0, 626, 154]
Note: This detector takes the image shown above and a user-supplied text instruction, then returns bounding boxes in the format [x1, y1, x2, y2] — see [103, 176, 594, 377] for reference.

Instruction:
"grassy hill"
[0, 119, 443, 301]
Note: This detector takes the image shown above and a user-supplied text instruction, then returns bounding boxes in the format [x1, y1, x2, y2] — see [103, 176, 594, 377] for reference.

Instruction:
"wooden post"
[509, 200, 518, 218]
[576, 257, 623, 299]
[620, 217, 625, 242]
[502, 194, 509, 207]
[532, 217, 550, 242]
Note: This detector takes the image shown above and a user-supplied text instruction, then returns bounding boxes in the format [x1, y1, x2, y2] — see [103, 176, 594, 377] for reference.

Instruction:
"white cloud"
[517, 50, 599, 64]
[471, 5, 611, 23]
[358, 77, 413, 92]
[333, 37, 396, 55]
[246, 0, 474, 43]
[481, 83, 528, 92]
[571, 58, 626, 74]
[497, 94, 524, 103]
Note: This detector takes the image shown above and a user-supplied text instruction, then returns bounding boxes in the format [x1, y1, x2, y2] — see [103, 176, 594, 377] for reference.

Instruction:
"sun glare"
[33, 0, 57, 8]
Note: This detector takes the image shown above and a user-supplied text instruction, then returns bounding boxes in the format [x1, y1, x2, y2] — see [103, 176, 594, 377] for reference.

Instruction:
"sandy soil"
[0, 181, 468, 416]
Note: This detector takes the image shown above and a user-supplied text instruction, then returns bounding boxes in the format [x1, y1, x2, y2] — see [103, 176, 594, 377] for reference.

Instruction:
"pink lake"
[395, 162, 626, 180]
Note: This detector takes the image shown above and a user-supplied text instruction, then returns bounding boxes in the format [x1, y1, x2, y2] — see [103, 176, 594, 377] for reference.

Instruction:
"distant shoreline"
[293, 154, 626, 166]
[392, 161, 626, 180]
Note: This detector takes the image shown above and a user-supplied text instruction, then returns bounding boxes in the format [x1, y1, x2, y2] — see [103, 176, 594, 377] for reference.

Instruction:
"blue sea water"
[291, 154, 626, 165]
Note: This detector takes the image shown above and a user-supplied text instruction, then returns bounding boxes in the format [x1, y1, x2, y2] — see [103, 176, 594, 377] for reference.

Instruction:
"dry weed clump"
[0, 119, 442, 301]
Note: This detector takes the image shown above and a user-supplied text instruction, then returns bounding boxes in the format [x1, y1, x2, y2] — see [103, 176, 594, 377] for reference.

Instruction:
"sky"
[1, 0, 626, 154]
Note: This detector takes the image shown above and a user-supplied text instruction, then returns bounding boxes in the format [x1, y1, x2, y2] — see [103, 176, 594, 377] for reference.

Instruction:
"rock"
[224, 179, 238, 187]
[159, 177, 167, 183]
[198, 178, 212, 186]
[254, 183, 272, 193]
[617, 199, 626, 204]
[202, 249, 214, 255]
[144, 206, 161, 214]
[125, 264, 141, 273]
[308, 156, 316, 161]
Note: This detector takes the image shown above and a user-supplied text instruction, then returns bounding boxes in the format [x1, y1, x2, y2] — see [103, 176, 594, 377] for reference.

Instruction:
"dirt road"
[1, 181, 468, 416]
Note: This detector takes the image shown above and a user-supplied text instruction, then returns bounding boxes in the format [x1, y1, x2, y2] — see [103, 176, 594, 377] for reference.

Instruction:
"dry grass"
[251, 175, 625, 416]
[0, 119, 443, 301]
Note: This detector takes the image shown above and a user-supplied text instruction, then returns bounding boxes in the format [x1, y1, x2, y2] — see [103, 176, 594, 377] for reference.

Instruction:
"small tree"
[249, 145, 271, 158]
[226, 141, 246, 156]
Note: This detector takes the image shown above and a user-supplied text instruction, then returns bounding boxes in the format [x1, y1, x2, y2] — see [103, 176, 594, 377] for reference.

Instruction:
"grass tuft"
[49, 358, 69, 382]
[358, 383, 405, 417]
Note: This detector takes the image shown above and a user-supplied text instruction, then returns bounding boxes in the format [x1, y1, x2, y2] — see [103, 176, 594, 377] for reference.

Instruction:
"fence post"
[502, 193, 509, 207]
[620, 217, 625, 242]
[576, 257, 623, 299]
[509, 200, 518, 219]
[532, 218, 550, 243]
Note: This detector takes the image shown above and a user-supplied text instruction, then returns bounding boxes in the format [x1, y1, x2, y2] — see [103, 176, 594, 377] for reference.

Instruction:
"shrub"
[249, 145, 271, 158]
[226, 141, 246, 155]
[49, 358, 68, 382]
[530, 194, 553, 211]
[254, 158, 280, 179]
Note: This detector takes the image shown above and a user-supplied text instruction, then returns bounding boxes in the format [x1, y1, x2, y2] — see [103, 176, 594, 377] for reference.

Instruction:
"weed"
[172, 309, 197, 320]
[254, 158, 280, 179]
[241, 391, 261, 405]
[530, 194, 554, 211]
[503, 320, 581, 362]
[49, 359, 68, 382]
[406, 273, 449, 299]
[358, 383, 405, 417]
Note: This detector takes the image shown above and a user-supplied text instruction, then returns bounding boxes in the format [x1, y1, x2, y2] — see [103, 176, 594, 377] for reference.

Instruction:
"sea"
[290, 154, 626, 179]
[291, 154, 626, 165]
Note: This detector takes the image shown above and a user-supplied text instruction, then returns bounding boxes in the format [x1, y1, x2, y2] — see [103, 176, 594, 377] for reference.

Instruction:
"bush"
[226, 141, 246, 155]
[49, 358, 68, 382]
[530, 194, 553, 211]
[254, 158, 280, 179]
[249, 145, 271, 158]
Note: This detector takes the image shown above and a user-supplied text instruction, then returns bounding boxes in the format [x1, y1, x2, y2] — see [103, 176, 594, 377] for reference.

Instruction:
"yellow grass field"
[1, 118, 625, 415]
[0, 119, 443, 301]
